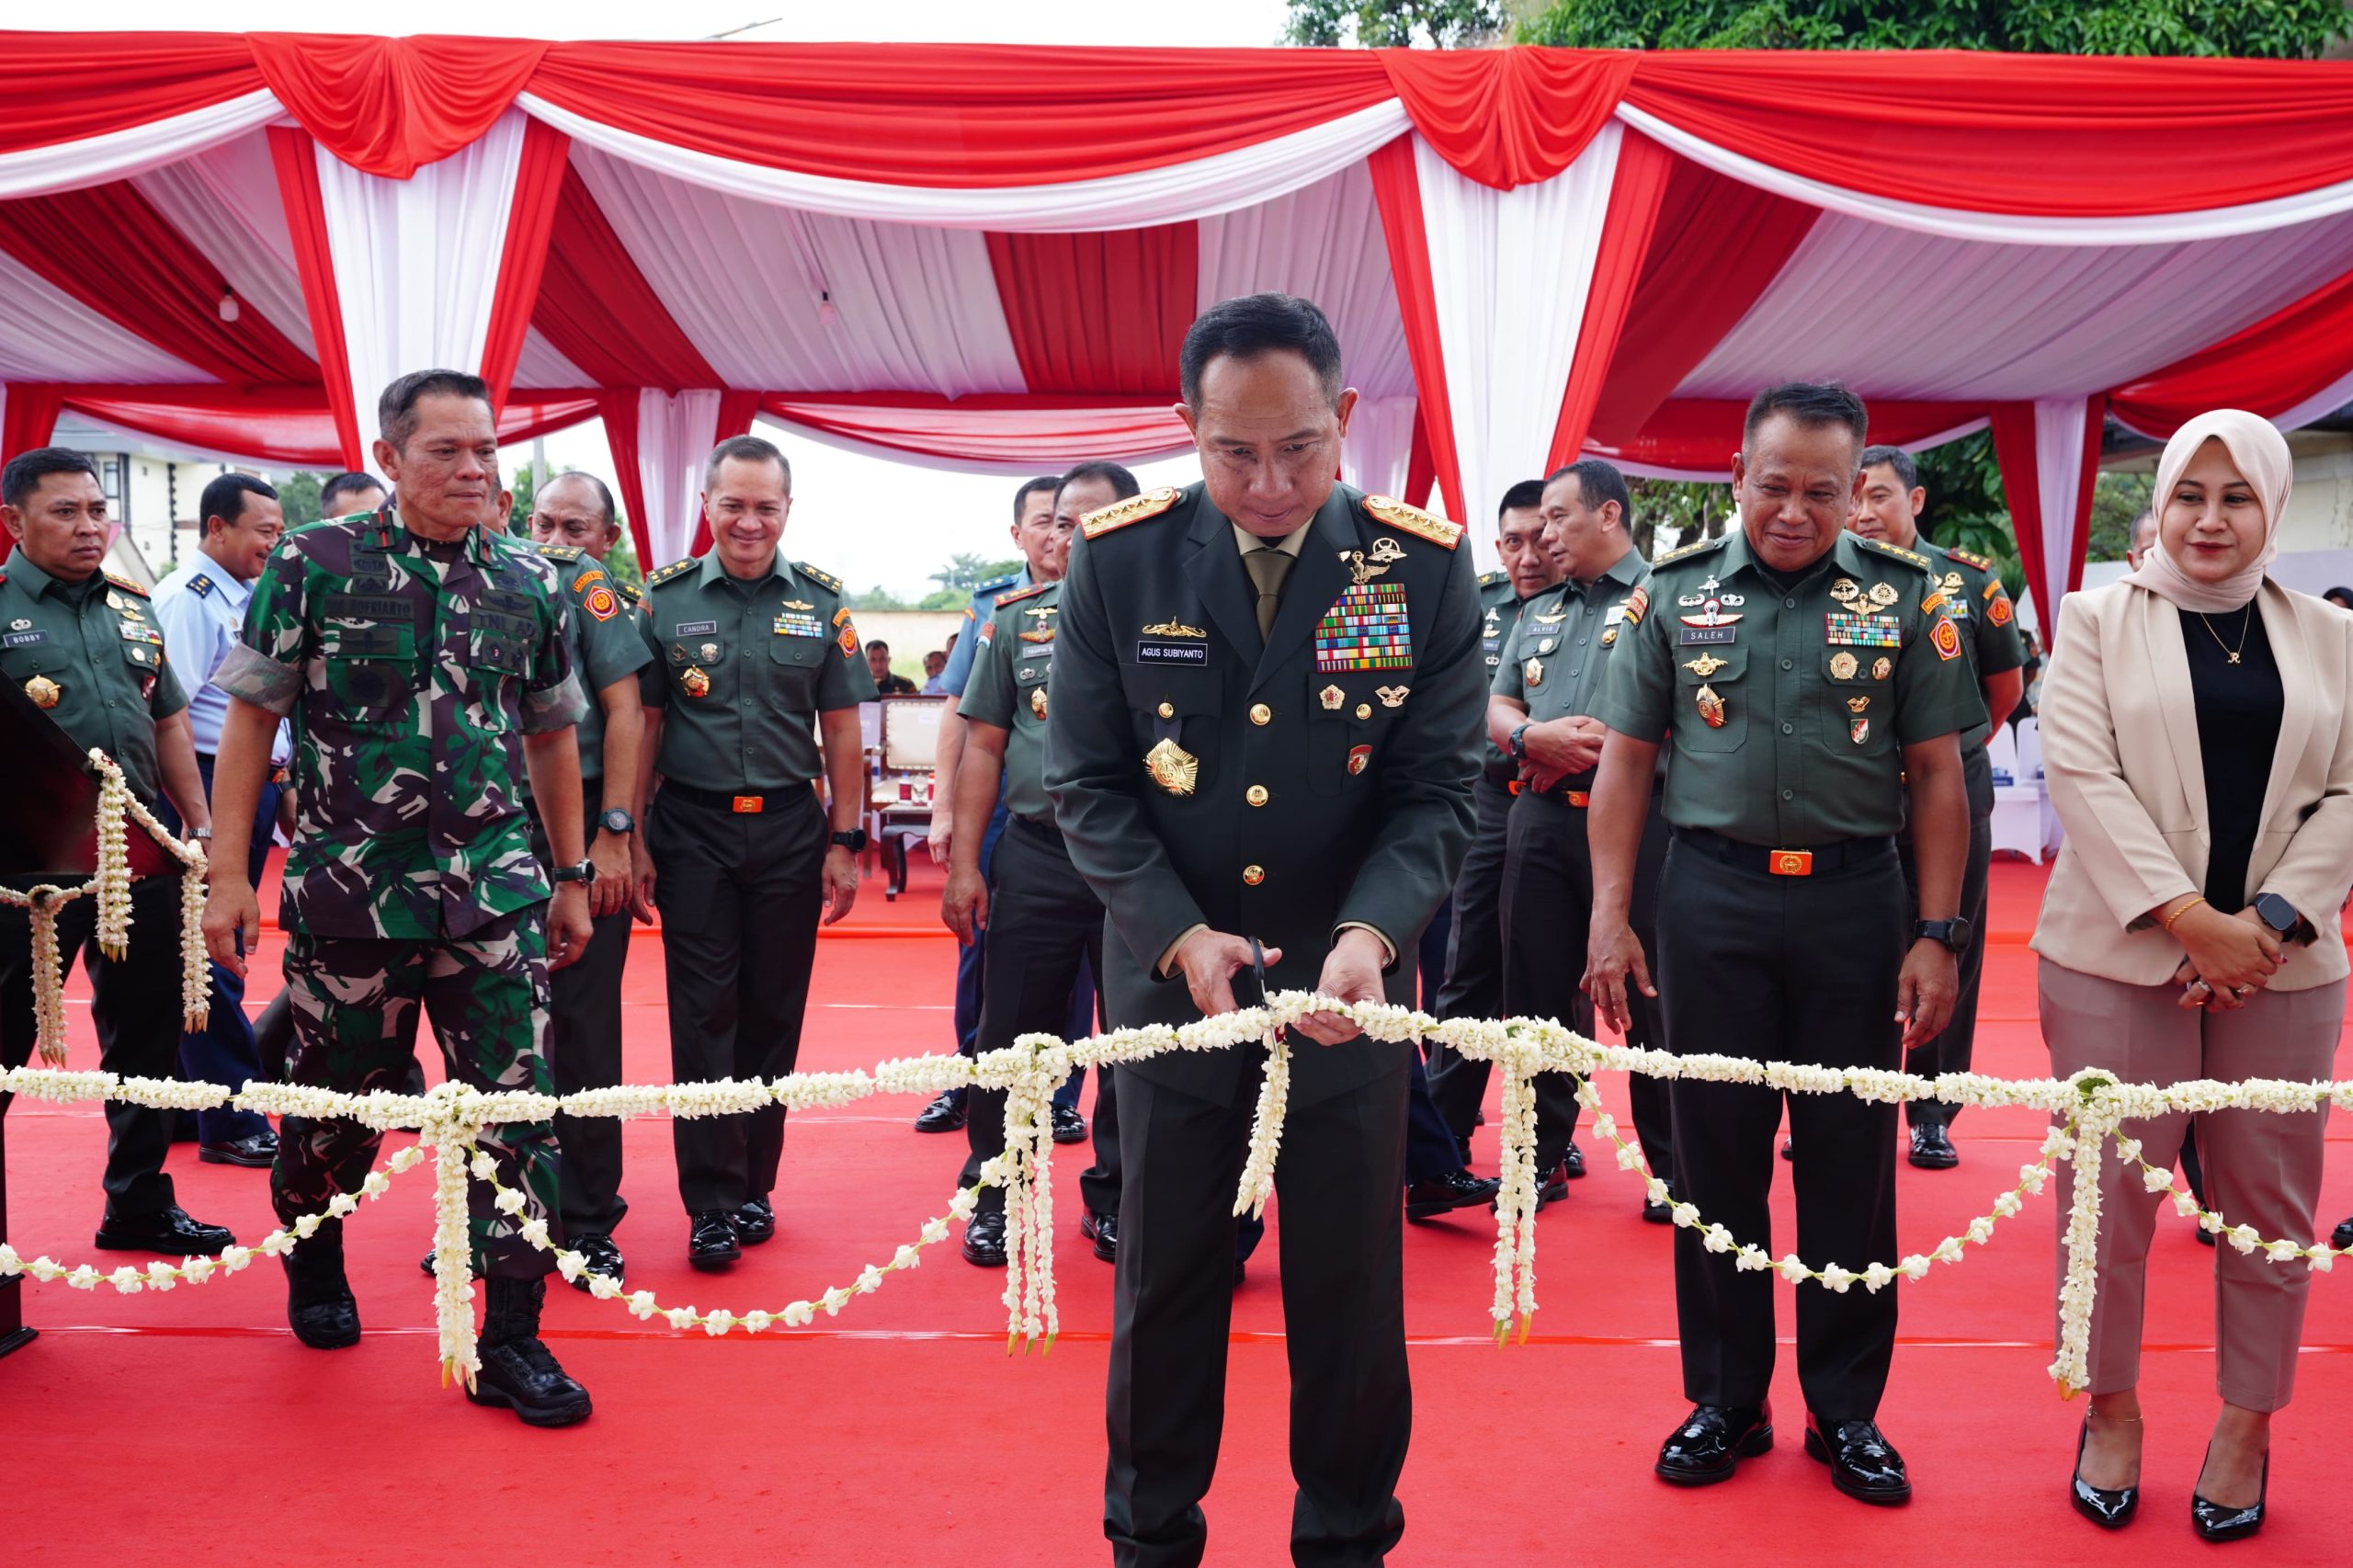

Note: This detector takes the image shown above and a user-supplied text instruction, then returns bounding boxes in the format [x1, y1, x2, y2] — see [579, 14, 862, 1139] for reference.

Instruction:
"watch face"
[601, 808, 633, 834]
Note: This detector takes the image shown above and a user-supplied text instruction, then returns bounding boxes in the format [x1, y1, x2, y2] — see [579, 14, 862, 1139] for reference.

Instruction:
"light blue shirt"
[938, 568, 1029, 699]
[151, 547, 290, 764]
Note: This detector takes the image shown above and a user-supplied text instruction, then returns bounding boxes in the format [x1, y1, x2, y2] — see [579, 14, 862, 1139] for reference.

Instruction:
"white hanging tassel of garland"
[1233, 1021, 1290, 1221]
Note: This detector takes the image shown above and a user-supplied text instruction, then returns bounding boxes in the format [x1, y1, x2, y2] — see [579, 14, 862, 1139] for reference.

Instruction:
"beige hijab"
[2119, 408, 2291, 613]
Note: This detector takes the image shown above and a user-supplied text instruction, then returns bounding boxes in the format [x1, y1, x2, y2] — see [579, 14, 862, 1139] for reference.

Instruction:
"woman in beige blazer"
[2035, 408, 2352, 1543]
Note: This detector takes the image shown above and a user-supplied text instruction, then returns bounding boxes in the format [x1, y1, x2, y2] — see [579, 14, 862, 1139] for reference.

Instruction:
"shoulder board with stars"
[1361, 494, 1461, 550]
[103, 572, 151, 599]
[538, 543, 585, 562]
[616, 580, 642, 606]
[1081, 486, 1181, 540]
[793, 561, 843, 595]
[1943, 548, 1995, 574]
[976, 571, 1020, 595]
[1652, 535, 1728, 568]
[1477, 568, 1506, 588]
[995, 582, 1051, 608]
[1856, 537, 1935, 574]
[643, 557, 700, 589]
[185, 573, 215, 599]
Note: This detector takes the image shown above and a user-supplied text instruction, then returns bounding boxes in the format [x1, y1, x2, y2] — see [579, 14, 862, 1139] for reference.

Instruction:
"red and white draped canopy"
[6, 32, 2353, 620]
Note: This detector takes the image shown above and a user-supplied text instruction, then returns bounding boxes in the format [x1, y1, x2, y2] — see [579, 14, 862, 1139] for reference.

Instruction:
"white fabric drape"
[0, 89, 280, 200]
[0, 245, 207, 382]
[1340, 395, 1416, 500]
[313, 108, 528, 434]
[631, 389, 729, 566]
[1615, 101, 2353, 246]
[131, 131, 316, 360]
[757, 404, 1197, 477]
[571, 145, 1026, 397]
[509, 326, 590, 392]
[1415, 123, 1623, 573]
[1195, 162, 1413, 399]
[521, 93, 1413, 233]
[2033, 396, 2100, 627]
[1685, 208, 2353, 403]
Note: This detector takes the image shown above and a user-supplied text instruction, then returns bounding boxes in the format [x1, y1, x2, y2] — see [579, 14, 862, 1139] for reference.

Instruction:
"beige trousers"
[2039, 959, 2343, 1411]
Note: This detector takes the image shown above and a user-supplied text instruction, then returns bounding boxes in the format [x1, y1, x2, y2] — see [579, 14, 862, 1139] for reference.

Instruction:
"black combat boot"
[282, 1217, 362, 1350]
[468, 1276, 593, 1427]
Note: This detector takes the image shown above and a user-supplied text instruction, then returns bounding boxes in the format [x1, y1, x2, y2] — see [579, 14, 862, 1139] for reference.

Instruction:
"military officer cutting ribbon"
[1584, 383, 1981, 1506]
[1045, 293, 1481, 1565]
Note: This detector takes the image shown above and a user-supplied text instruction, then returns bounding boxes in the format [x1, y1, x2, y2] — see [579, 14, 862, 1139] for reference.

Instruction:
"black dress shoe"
[733, 1197, 776, 1246]
[1080, 1209, 1118, 1262]
[1455, 1133, 1473, 1165]
[1406, 1168, 1503, 1221]
[1654, 1403, 1773, 1485]
[1643, 1181, 1677, 1224]
[962, 1210, 1008, 1267]
[422, 1250, 483, 1278]
[1050, 1103, 1086, 1145]
[95, 1205, 234, 1256]
[2332, 1214, 2353, 1252]
[1534, 1164, 1569, 1210]
[283, 1218, 360, 1350]
[568, 1232, 624, 1292]
[468, 1278, 592, 1427]
[913, 1089, 967, 1133]
[1803, 1415, 1912, 1505]
[199, 1131, 279, 1167]
[687, 1210, 741, 1270]
[2190, 1441, 2268, 1542]
[2197, 1225, 2218, 1247]
[2069, 1419, 2139, 1530]
[1563, 1139, 1586, 1178]
[1908, 1123, 1959, 1170]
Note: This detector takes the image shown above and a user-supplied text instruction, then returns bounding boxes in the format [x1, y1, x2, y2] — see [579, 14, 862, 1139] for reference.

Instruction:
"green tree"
[507, 464, 537, 537]
[278, 471, 325, 528]
[929, 552, 1023, 597]
[1518, 0, 2346, 55]
[1283, 0, 1506, 46]
[2083, 471, 2155, 562]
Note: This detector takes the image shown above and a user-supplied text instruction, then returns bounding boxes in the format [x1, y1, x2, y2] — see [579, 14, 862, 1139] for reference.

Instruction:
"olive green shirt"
[1595, 528, 1980, 846]
[1475, 569, 1526, 776]
[1491, 546, 1650, 725]
[1913, 538, 2025, 752]
[957, 578, 1060, 823]
[538, 546, 651, 785]
[0, 556, 186, 803]
[637, 548, 878, 791]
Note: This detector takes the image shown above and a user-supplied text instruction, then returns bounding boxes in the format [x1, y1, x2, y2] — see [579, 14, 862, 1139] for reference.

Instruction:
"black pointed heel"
[2069, 1419, 2139, 1529]
[2190, 1441, 2268, 1542]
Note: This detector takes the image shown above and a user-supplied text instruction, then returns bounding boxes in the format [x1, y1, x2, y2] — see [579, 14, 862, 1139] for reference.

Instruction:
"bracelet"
[2161, 895, 2207, 933]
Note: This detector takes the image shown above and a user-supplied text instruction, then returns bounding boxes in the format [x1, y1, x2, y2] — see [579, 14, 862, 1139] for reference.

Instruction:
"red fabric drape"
[594, 390, 654, 571]
[1367, 136, 1464, 523]
[530, 166, 722, 392]
[0, 34, 264, 160]
[1621, 51, 2353, 219]
[267, 125, 363, 467]
[1586, 159, 1820, 448]
[2109, 261, 2353, 437]
[1403, 403, 1438, 513]
[686, 391, 764, 556]
[0, 382, 66, 563]
[479, 118, 570, 410]
[0, 181, 314, 385]
[1375, 47, 1636, 190]
[1587, 397, 1984, 474]
[1989, 398, 2105, 639]
[983, 225, 1197, 396]
[759, 392, 1191, 468]
[1545, 129, 1674, 470]
[247, 32, 548, 180]
[47, 385, 595, 467]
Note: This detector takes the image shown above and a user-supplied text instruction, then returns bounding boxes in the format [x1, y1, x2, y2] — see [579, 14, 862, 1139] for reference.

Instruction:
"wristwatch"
[1508, 722, 1531, 760]
[1914, 917, 1973, 954]
[599, 807, 634, 835]
[551, 858, 597, 886]
[830, 829, 870, 853]
[2253, 892, 2302, 939]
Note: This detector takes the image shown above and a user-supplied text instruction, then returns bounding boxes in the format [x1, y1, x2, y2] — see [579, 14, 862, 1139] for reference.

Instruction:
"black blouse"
[2181, 602, 2283, 912]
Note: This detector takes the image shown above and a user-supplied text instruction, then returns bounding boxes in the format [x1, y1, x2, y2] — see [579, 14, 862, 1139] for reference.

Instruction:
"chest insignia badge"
[1678, 597, 1743, 630]
[1695, 684, 1726, 729]
[1829, 651, 1859, 680]
[25, 674, 61, 709]
[1533, 610, 1567, 625]
[1600, 628, 1618, 647]
[1347, 744, 1372, 777]
[1524, 657, 1544, 687]
[1319, 683, 1345, 710]
[1537, 638, 1557, 654]
[681, 665, 710, 699]
[8, 619, 26, 631]
[1849, 715, 1870, 745]
[1847, 696, 1870, 713]
[1682, 653, 1728, 678]
[1830, 579, 1862, 608]
[781, 599, 813, 611]
[1031, 687, 1049, 720]
[1142, 619, 1207, 639]
[1144, 737, 1198, 797]
[1871, 656, 1893, 681]
[698, 642, 719, 661]
[1375, 685, 1409, 708]
[1866, 581, 1900, 608]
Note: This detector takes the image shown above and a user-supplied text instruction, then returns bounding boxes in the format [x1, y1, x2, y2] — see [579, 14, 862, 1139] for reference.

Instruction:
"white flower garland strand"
[1233, 1024, 1290, 1221]
[91, 760, 132, 962]
[26, 890, 69, 1066]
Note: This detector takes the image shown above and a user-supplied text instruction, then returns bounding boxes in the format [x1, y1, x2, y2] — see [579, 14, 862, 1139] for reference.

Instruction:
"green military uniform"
[213, 506, 583, 1278]
[950, 579, 1120, 1221]
[0, 562, 205, 1223]
[1895, 542, 2022, 1131]
[530, 547, 654, 1247]
[1427, 569, 1529, 1027]
[1594, 527, 1979, 1423]
[636, 548, 876, 1221]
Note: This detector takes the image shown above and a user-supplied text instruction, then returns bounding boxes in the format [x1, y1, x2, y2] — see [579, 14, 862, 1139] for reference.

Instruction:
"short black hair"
[2, 447, 100, 510]
[1497, 479, 1547, 519]
[1858, 444, 1919, 491]
[379, 369, 492, 449]
[2324, 585, 2353, 608]
[200, 472, 278, 534]
[318, 471, 386, 515]
[1544, 458, 1631, 523]
[705, 433, 790, 494]
[539, 470, 617, 528]
[1014, 475, 1062, 522]
[865, 639, 890, 653]
[1055, 460, 1140, 511]
[1180, 292, 1344, 410]
[1743, 381, 1870, 460]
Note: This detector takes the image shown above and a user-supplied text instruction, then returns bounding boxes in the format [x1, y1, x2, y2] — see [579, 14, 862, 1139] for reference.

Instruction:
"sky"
[64, 1, 1297, 597]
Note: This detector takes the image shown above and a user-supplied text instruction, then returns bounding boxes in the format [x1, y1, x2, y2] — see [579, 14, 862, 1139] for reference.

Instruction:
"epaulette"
[1857, 538, 1935, 573]
[995, 582, 1050, 608]
[1652, 535, 1728, 568]
[103, 572, 150, 599]
[1944, 548, 1995, 574]
[185, 573, 215, 599]
[1082, 486, 1181, 540]
[1477, 568, 1506, 587]
[975, 572, 1020, 595]
[643, 557, 699, 589]
[1362, 494, 1461, 550]
[793, 561, 843, 594]
[538, 543, 584, 562]
[617, 581, 642, 605]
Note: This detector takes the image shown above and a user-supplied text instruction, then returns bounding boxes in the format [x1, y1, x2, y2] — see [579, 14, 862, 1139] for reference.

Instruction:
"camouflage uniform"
[214, 506, 584, 1277]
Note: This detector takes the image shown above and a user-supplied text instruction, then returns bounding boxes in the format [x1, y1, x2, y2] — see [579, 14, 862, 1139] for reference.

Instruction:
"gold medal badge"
[1319, 683, 1345, 710]
[681, 666, 710, 699]
[1871, 656, 1893, 681]
[1144, 737, 1199, 797]
[1030, 687, 1048, 719]
[1695, 684, 1726, 728]
[1829, 650, 1859, 681]
[1524, 657, 1544, 687]
[24, 674, 61, 710]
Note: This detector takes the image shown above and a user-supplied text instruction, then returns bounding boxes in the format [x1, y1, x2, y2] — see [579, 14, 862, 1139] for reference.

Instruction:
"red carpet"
[6, 856, 2350, 1564]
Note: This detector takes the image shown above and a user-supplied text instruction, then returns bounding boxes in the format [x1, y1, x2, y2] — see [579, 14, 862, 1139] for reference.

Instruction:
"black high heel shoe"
[2190, 1442, 2268, 1542]
[2070, 1417, 2140, 1529]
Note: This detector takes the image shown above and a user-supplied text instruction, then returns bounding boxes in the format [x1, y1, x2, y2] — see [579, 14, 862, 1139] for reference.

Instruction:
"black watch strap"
[600, 807, 635, 835]
[551, 858, 596, 885]
[830, 828, 870, 853]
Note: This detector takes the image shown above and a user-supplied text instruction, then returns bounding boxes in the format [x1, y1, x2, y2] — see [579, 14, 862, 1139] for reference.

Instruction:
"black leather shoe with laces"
[95, 1204, 235, 1256]
[1909, 1122, 1960, 1170]
[1563, 1140, 1586, 1178]
[283, 1218, 361, 1350]
[1405, 1169, 1502, 1221]
[1804, 1415, 1912, 1505]
[468, 1278, 592, 1427]
[962, 1209, 1008, 1267]
[199, 1131, 279, 1167]
[688, 1210, 741, 1270]
[1080, 1210, 1118, 1262]
[913, 1089, 967, 1132]
[733, 1197, 776, 1245]
[1655, 1403, 1773, 1485]
[568, 1232, 624, 1291]
[1051, 1103, 1087, 1144]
